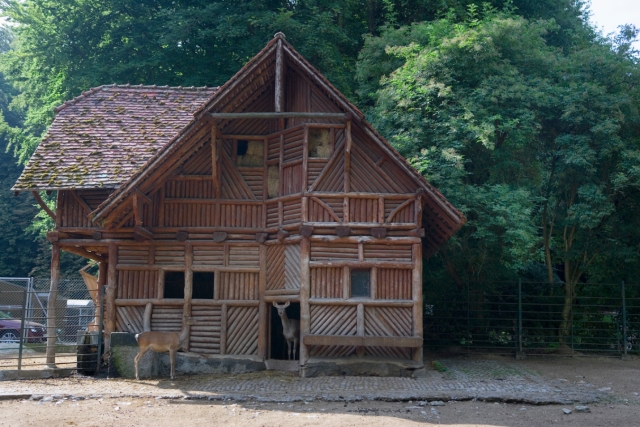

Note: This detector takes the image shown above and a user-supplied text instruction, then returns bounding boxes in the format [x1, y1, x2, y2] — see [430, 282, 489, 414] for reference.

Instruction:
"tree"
[357, 8, 640, 344]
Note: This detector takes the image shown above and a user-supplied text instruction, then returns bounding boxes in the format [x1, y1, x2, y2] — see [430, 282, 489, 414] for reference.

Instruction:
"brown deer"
[134, 316, 197, 380]
[272, 301, 300, 360]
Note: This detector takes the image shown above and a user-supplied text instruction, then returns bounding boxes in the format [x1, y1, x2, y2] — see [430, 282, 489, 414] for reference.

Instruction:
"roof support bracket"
[31, 191, 56, 221]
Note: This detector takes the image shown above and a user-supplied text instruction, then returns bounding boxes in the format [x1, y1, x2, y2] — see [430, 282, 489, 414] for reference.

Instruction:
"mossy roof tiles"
[12, 84, 218, 191]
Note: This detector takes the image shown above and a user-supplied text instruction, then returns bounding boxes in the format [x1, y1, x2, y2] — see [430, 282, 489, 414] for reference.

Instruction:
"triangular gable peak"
[90, 33, 465, 254]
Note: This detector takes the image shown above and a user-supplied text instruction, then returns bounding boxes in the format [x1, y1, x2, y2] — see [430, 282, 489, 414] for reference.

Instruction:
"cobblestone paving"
[0, 359, 604, 405]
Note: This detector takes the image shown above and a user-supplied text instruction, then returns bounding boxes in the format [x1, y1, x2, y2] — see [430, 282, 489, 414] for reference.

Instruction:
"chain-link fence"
[0, 277, 102, 374]
[424, 281, 640, 357]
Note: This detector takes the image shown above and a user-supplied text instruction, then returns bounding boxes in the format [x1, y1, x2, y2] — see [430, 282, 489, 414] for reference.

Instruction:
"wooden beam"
[303, 335, 423, 348]
[60, 245, 106, 263]
[133, 194, 142, 226]
[133, 225, 154, 241]
[70, 191, 93, 215]
[258, 244, 267, 359]
[344, 120, 352, 192]
[45, 243, 60, 367]
[31, 191, 56, 221]
[210, 112, 347, 119]
[412, 243, 423, 363]
[212, 126, 220, 197]
[275, 39, 284, 112]
[104, 243, 118, 353]
[183, 242, 193, 352]
[134, 189, 152, 205]
[299, 237, 311, 365]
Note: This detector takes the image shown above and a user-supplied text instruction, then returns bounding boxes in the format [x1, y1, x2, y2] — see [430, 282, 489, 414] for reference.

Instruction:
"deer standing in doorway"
[134, 316, 197, 380]
[273, 301, 300, 360]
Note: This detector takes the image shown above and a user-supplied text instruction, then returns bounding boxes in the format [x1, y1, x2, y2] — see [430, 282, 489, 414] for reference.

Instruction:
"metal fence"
[0, 278, 102, 374]
[424, 281, 640, 357]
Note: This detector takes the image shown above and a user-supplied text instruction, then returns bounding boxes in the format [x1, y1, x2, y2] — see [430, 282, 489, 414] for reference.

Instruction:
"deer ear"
[283, 301, 290, 308]
[272, 302, 278, 308]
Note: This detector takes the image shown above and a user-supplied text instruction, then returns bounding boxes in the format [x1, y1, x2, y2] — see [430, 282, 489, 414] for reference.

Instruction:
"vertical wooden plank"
[223, 244, 229, 266]
[279, 134, 284, 196]
[213, 270, 220, 301]
[104, 243, 118, 353]
[343, 196, 349, 224]
[358, 243, 364, 262]
[412, 243, 423, 363]
[183, 237, 192, 350]
[301, 196, 308, 223]
[157, 269, 165, 299]
[343, 265, 350, 300]
[302, 125, 309, 191]
[220, 303, 227, 355]
[330, 127, 335, 154]
[55, 191, 63, 228]
[278, 200, 283, 227]
[299, 237, 311, 367]
[212, 127, 220, 198]
[46, 243, 61, 367]
[371, 267, 377, 300]
[257, 244, 267, 357]
[262, 137, 269, 205]
[344, 120, 352, 193]
[356, 303, 365, 356]
[275, 39, 284, 112]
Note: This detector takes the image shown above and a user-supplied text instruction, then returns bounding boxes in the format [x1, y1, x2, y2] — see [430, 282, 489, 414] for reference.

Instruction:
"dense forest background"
[0, 0, 638, 298]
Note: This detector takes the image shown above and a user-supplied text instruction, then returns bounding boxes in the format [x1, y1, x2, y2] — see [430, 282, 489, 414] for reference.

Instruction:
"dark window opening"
[164, 271, 185, 299]
[193, 272, 215, 299]
[270, 302, 300, 360]
[350, 269, 371, 298]
[237, 140, 249, 156]
[309, 128, 331, 158]
[237, 140, 264, 167]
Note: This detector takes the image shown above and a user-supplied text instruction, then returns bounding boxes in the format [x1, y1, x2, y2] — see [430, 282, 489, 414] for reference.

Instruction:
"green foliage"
[358, 9, 640, 291]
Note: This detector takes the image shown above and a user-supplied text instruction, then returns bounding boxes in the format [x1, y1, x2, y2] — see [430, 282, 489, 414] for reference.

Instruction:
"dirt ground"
[0, 356, 638, 427]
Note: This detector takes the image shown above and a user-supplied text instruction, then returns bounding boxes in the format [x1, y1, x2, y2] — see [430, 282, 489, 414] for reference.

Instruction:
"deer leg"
[169, 349, 177, 380]
[286, 339, 292, 360]
[294, 338, 298, 360]
[134, 347, 148, 381]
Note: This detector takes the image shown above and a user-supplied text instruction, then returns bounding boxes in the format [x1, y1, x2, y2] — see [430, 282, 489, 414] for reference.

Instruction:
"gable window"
[350, 268, 371, 298]
[236, 140, 264, 167]
[164, 271, 185, 299]
[308, 128, 331, 158]
[192, 272, 215, 299]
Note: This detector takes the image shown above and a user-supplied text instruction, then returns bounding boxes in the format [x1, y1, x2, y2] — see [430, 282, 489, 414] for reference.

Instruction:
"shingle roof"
[12, 84, 218, 191]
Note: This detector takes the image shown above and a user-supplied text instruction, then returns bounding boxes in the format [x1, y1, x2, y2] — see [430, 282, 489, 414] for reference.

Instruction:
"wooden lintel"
[133, 225, 154, 241]
[60, 245, 106, 262]
[303, 334, 423, 348]
[31, 191, 56, 221]
[210, 112, 346, 120]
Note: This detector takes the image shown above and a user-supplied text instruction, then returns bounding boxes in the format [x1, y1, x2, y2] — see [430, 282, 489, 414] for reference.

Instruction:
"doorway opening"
[269, 302, 300, 360]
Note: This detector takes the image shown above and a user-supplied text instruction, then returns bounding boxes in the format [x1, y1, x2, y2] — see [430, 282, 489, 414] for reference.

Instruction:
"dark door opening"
[270, 302, 300, 360]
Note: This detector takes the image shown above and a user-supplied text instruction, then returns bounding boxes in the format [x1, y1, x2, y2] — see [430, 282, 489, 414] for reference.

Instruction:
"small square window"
[164, 271, 185, 299]
[309, 128, 331, 158]
[350, 269, 371, 298]
[193, 272, 214, 299]
[236, 140, 264, 166]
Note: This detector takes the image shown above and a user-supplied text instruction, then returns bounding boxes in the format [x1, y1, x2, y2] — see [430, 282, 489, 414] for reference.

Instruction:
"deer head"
[272, 301, 290, 316]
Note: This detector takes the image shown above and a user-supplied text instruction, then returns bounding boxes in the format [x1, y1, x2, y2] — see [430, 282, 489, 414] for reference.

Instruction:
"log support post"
[220, 303, 227, 355]
[183, 242, 193, 351]
[258, 244, 268, 359]
[45, 243, 61, 368]
[412, 243, 423, 363]
[299, 237, 311, 370]
[95, 261, 107, 332]
[104, 243, 118, 354]
[275, 38, 284, 113]
[356, 303, 365, 357]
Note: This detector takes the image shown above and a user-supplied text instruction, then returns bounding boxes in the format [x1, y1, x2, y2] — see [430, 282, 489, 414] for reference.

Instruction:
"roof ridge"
[53, 84, 219, 114]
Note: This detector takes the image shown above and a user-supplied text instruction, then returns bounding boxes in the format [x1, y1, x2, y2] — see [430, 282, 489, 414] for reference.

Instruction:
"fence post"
[516, 279, 525, 359]
[17, 289, 28, 373]
[622, 281, 629, 360]
[96, 285, 105, 374]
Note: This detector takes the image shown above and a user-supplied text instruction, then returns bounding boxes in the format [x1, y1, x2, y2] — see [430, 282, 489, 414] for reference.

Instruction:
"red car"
[0, 311, 47, 343]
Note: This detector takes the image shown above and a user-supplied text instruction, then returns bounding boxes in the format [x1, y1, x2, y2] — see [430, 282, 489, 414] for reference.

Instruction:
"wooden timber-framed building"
[13, 33, 465, 372]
